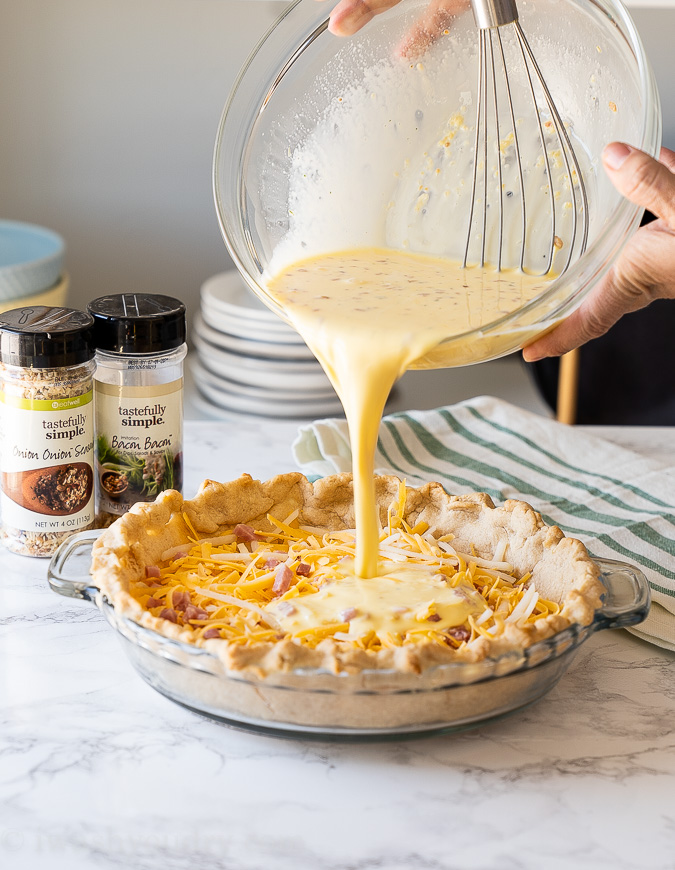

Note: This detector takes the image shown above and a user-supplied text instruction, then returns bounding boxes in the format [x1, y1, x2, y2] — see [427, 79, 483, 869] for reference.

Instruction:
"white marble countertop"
[2, 416, 674, 870]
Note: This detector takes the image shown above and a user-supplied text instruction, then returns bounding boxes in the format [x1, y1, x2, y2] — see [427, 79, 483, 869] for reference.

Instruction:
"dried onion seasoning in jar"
[0, 306, 96, 556]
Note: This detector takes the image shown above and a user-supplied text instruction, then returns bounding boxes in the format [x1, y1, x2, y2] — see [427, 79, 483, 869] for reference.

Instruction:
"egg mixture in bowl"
[215, 0, 661, 364]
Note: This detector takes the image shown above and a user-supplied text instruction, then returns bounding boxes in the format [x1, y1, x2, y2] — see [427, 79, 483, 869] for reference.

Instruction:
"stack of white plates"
[192, 271, 343, 419]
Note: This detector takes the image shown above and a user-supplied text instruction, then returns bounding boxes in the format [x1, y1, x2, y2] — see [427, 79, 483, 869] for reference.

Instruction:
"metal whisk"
[463, 0, 589, 275]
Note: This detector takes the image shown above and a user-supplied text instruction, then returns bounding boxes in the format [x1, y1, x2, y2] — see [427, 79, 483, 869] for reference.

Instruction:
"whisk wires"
[514, 20, 589, 273]
[464, 2, 589, 276]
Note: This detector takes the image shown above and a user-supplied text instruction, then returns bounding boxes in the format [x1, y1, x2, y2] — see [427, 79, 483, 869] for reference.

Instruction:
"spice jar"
[0, 306, 96, 556]
[87, 294, 187, 525]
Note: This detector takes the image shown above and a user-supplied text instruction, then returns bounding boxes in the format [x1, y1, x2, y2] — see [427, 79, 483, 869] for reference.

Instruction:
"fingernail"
[603, 142, 632, 171]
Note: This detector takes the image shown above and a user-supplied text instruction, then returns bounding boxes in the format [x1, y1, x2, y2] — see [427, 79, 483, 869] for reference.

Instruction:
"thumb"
[602, 143, 675, 229]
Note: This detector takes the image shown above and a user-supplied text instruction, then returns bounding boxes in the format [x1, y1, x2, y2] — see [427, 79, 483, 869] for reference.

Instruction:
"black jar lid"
[87, 294, 186, 354]
[0, 306, 95, 368]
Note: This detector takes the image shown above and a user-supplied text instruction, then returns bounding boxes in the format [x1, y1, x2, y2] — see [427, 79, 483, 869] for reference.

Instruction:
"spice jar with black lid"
[0, 306, 96, 556]
[87, 294, 187, 525]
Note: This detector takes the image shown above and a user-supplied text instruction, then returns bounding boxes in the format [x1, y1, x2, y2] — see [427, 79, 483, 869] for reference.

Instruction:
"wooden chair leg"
[557, 348, 580, 424]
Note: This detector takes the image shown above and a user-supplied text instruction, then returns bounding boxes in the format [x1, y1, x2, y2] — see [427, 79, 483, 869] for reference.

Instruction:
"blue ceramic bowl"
[0, 220, 65, 302]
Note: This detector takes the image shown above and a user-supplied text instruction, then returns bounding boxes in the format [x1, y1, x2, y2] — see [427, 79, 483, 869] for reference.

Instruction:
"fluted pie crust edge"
[90, 472, 604, 679]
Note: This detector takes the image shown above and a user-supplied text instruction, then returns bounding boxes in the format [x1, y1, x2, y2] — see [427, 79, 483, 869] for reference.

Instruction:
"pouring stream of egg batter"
[265, 247, 554, 579]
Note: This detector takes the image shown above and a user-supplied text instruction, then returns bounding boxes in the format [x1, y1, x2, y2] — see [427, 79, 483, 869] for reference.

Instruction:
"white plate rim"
[193, 338, 332, 391]
[189, 357, 337, 401]
[192, 332, 324, 374]
[200, 303, 302, 342]
[193, 314, 314, 361]
[200, 311, 301, 343]
[194, 378, 344, 419]
[200, 271, 287, 325]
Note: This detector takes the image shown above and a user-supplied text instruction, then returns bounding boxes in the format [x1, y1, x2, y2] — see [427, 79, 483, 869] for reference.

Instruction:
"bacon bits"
[234, 523, 259, 542]
[296, 562, 311, 576]
[202, 628, 221, 640]
[339, 607, 358, 622]
[427, 613, 441, 622]
[446, 626, 471, 642]
[145, 565, 161, 579]
[159, 607, 178, 623]
[273, 563, 293, 596]
[146, 596, 164, 609]
[183, 604, 209, 623]
[265, 558, 280, 570]
[172, 590, 191, 611]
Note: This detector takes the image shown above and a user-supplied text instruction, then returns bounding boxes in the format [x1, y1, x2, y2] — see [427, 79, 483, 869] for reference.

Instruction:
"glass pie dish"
[48, 529, 650, 739]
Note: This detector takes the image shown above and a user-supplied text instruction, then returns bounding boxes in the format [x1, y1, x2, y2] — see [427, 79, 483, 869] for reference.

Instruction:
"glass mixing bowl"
[213, 0, 661, 367]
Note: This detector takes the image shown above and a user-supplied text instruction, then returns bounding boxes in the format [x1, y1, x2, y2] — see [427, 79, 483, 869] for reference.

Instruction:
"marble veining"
[1, 421, 674, 870]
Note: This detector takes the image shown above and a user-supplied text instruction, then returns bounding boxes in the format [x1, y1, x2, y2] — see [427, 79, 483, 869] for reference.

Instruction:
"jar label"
[0, 390, 95, 533]
[95, 378, 183, 516]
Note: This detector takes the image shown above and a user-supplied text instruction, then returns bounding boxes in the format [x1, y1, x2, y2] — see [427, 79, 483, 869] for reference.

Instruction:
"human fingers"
[523, 145, 675, 360]
[521, 273, 641, 361]
[319, 0, 404, 36]
[397, 0, 468, 58]
[602, 143, 675, 230]
[318, 0, 467, 48]
[523, 218, 675, 360]
[658, 145, 675, 173]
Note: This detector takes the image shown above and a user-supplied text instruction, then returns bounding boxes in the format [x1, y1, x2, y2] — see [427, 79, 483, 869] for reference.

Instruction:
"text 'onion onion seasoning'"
[0, 306, 96, 556]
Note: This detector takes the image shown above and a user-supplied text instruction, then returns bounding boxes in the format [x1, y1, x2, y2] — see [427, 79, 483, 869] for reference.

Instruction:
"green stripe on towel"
[379, 410, 675, 582]
[467, 406, 675, 513]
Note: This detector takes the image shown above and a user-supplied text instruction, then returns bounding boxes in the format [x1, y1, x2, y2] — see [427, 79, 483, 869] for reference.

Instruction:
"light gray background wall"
[0, 0, 286, 318]
[0, 0, 673, 321]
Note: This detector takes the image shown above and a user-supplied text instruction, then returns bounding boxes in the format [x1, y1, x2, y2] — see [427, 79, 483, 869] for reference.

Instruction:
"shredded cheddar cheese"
[131, 481, 560, 652]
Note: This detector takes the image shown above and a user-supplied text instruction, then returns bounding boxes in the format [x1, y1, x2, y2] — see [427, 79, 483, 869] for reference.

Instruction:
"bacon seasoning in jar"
[87, 294, 187, 527]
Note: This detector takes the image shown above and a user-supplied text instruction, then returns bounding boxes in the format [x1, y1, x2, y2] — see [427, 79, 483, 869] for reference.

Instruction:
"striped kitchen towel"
[293, 396, 675, 652]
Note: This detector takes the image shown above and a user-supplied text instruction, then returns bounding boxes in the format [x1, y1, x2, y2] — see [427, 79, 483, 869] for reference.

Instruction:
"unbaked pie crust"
[91, 472, 604, 678]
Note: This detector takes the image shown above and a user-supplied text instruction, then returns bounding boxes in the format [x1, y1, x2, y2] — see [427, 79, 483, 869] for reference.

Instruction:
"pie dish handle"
[593, 557, 651, 631]
[47, 529, 102, 602]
